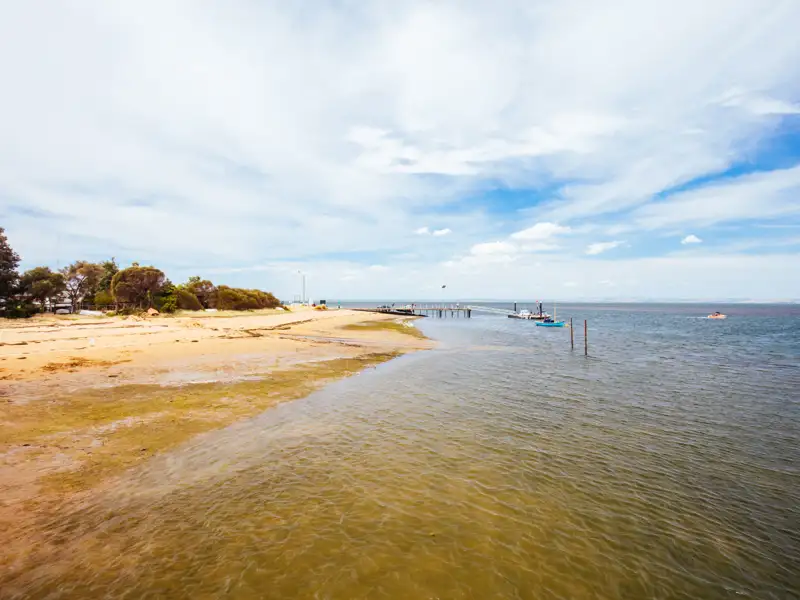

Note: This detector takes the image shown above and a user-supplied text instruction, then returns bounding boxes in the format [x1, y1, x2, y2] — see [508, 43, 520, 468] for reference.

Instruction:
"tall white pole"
[297, 270, 305, 304]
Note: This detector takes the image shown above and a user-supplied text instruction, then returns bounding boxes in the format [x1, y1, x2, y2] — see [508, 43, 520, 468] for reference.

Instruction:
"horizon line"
[321, 298, 799, 304]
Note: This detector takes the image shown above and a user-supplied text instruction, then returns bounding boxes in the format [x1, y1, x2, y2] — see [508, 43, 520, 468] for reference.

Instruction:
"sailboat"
[535, 302, 566, 327]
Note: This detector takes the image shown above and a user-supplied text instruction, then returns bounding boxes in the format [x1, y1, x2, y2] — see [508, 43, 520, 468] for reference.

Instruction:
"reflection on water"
[6, 305, 800, 599]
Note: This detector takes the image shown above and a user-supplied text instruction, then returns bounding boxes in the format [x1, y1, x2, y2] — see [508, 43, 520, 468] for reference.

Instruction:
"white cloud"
[0, 1, 799, 299]
[442, 240, 520, 267]
[510, 222, 570, 241]
[634, 166, 800, 230]
[586, 241, 625, 255]
[470, 241, 517, 256]
[681, 234, 703, 244]
[348, 114, 625, 176]
[414, 226, 452, 237]
[718, 89, 800, 115]
[518, 242, 560, 253]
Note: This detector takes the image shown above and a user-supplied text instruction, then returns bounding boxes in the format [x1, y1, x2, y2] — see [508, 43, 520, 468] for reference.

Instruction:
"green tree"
[111, 265, 166, 309]
[184, 276, 216, 308]
[95, 258, 119, 294]
[20, 267, 66, 308]
[0, 227, 20, 311]
[60, 261, 104, 311]
[154, 281, 177, 313]
[84, 258, 119, 305]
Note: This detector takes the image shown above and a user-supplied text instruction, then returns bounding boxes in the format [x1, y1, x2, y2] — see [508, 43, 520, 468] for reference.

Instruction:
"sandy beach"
[0, 308, 429, 397]
[0, 308, 430, 576]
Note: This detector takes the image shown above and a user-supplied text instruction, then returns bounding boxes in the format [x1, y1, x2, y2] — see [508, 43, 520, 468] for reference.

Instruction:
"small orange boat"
[707, 311, 727, 319]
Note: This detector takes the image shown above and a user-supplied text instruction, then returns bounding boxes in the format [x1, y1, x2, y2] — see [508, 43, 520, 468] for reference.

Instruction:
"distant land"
[338, 298, 800, 304]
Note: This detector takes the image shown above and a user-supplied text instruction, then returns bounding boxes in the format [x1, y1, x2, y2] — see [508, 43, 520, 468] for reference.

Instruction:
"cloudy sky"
[2, 1, 799, 301]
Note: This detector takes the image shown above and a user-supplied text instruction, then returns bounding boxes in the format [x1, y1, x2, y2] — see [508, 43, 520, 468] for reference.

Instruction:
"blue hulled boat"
[534, 303, 566, 327]
[535, 319, 565, 328]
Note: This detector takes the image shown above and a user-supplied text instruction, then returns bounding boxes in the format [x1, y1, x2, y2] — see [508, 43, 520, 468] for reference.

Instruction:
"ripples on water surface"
[10, 304, 800, 599]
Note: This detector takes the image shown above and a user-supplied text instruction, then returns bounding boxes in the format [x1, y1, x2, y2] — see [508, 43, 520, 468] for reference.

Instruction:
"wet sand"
[0, 308, 430, 577]
[0, 308, 427, 391]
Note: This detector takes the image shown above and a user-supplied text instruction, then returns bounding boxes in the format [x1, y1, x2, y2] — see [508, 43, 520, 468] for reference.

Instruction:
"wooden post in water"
[570, 318, 574, 350]
[584, 319, 588, 356]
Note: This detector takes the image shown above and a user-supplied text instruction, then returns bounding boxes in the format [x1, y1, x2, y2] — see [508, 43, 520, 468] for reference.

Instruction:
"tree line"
[0, 227, 281, 318]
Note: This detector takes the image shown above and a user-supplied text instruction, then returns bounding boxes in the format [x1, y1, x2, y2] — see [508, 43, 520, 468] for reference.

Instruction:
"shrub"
[159, 294, 177, 314]
[176, 288, 203, 311]
[93, 290, 114, 306]
[216, 286, 281, 310]
[4, 302, 40, 319]
[154, 283, 177, 313]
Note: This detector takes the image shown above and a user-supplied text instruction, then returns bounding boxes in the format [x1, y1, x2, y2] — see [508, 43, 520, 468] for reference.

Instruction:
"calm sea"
[10, 304, 800, 599]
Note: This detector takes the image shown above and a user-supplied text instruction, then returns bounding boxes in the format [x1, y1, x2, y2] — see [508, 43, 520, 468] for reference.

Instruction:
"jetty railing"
[354, 304, 473, 318]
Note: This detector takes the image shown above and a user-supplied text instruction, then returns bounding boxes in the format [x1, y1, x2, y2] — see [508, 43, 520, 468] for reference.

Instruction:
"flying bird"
[441, 284, 447, 289]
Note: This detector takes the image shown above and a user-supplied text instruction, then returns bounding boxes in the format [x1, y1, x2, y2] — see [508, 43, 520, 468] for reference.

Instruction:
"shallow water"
[7, 304, 800, 599]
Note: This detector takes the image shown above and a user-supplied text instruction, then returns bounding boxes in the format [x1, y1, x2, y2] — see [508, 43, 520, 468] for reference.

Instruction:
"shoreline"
[0, 308, 431, 399]
[1, 309, 432, 577]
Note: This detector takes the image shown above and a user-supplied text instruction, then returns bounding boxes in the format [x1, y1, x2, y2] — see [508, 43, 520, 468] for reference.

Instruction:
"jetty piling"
[584, 320, 588, 356]
[570, 318, 574, 350]
[354, 304, 472, 318]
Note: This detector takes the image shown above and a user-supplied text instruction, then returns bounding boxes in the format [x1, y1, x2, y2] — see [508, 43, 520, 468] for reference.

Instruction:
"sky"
[1, 0, 799, 302]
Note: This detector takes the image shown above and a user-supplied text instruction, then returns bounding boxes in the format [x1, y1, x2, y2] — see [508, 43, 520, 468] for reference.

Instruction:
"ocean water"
[7, 304, 800, 599]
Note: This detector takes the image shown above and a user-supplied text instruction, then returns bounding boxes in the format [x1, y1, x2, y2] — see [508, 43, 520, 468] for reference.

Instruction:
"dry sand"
[0, 307, 429, 399]
[0, 307, 431, 571]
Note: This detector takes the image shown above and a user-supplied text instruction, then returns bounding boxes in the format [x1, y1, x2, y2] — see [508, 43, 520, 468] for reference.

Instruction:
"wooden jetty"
[355, 303, 590, 356]
[354, 304, 472, 318]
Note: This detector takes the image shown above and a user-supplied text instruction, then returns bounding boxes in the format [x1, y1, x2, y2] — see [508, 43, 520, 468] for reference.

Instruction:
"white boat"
[508, 308, 551, 320]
